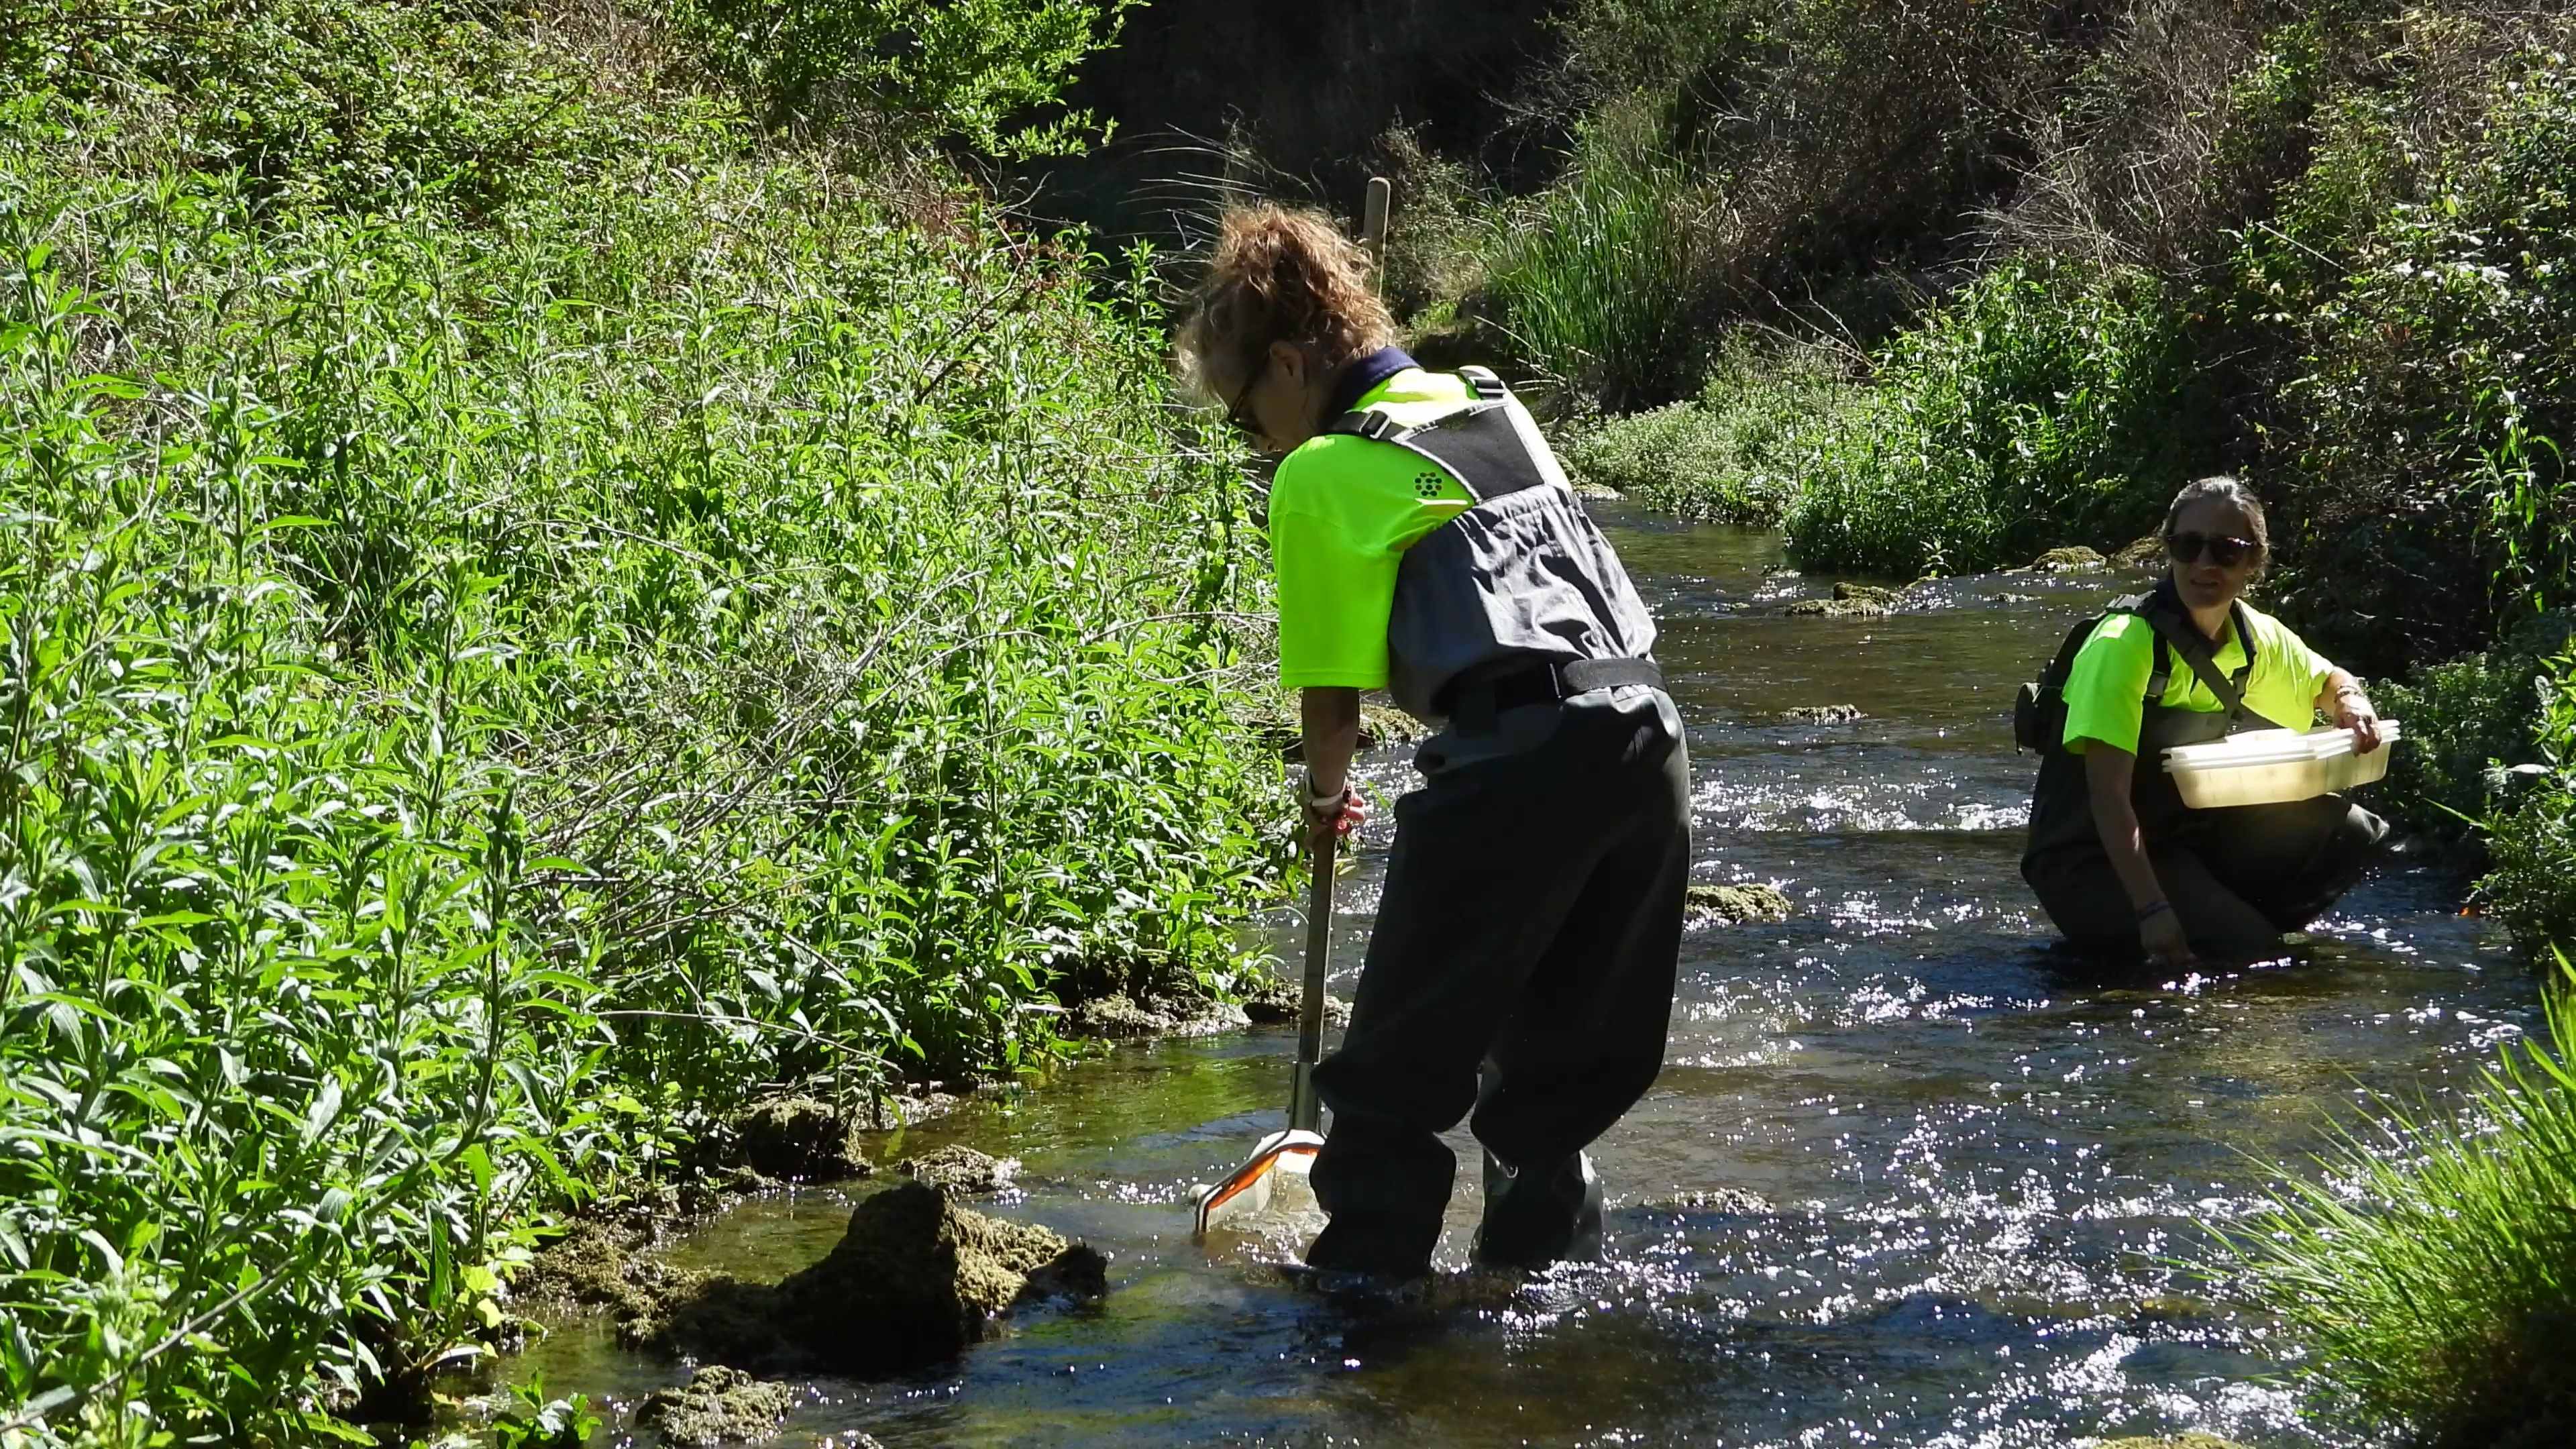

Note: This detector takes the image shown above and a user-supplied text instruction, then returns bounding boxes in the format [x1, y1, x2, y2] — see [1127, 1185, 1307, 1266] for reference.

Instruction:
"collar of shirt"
[1323, 346, 1420, 421]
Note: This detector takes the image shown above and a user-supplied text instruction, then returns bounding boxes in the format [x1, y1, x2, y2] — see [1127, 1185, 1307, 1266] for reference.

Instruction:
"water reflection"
[521, 513, 2525, 1448]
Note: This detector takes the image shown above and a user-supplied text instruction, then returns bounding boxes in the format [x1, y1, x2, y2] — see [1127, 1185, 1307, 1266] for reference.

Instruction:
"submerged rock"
[1780, 704, 1864, 724]
[636, 1366, 797, 1447]
[1783, 596, 1889, 619]
[1684, 883, 1793, 927]
[633, 1182, 1106, 1374]
[2096, 1437, 2249, 1449]
[1240, 976, 1353, 1027]
[897, 1144, 1018, 1195]
[2029, 545, 2106, 572]
[1645, 1187, 1776, 1215]
[734, 1097, 873, 1183]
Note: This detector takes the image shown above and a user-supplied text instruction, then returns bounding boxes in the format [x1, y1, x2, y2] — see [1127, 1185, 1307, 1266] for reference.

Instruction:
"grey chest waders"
[1192, 830, 1335, 1236]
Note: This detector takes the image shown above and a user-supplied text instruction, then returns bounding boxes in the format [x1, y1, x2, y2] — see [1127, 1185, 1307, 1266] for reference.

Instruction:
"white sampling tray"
[2162, 720, 2402, 809]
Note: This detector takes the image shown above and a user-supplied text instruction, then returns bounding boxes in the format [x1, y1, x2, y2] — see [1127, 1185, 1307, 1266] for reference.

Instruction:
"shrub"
[660, 0, 1132, 155]
[2375, 610, 2575, 849]
[2252, 37, 2576, 675]
[2483, 649, 2576, 954]
[2222, 956, 2576, 1448]
[1784, 259, 2209, 578]
[0, 11, 1278, 1443]
[1564, 339, 1849, 525]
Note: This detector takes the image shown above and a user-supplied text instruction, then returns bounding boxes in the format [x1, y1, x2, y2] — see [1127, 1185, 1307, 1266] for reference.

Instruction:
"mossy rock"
[2112, 532, 2167, 570]
[2095, 1436, 2248, 1449]
[1684, 883, 1792, 926]
[2030, 545, 2107, 572]
[1783, 597, 1890, 619]
[1239, 976, 1353, 1028]
[631, 1181, 1106, 1374]
[733, 1097, 872, 1183]
[1831, 582, 1904, 606]
[1780, 704, 1864, 724]
[636, 1366, 798, 1447]
[896, 1144, 1018, 1195]
[1063, 990, 1251, 1040]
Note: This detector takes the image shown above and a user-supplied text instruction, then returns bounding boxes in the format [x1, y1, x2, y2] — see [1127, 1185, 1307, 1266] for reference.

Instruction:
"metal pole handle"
[1287, 827, 1336, 1133]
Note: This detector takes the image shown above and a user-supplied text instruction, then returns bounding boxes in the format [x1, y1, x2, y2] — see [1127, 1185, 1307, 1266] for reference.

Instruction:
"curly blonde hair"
[1175, 203, 1396, 405]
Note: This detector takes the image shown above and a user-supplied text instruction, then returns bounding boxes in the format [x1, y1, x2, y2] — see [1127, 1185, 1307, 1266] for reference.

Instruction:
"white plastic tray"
[2162, 720, 2402, 809]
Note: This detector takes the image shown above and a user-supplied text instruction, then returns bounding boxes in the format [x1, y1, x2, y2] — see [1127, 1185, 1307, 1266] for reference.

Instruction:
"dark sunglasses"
[1224, 357, 1269, 440]
[2167, 530, 2260, 568]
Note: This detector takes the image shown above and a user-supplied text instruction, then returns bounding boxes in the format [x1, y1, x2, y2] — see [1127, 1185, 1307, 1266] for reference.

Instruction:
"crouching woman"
[2022, 477, 2390, 968]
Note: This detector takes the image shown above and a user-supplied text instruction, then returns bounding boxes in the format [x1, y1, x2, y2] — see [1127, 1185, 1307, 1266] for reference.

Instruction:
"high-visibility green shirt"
[1268, 368, 1477, 689]
[2060, 600, 2338, 755]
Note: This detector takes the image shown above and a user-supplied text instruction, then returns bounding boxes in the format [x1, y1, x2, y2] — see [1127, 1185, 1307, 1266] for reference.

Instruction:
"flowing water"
[520, 512, 2532, 1448]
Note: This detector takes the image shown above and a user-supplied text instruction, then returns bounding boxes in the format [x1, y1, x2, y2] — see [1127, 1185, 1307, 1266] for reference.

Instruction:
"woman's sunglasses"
[2167, 530, 2259, 568]
[1224, 358, 1269, 440]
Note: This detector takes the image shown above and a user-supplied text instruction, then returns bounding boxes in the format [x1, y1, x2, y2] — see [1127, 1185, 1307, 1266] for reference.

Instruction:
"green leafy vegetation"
[1562, 340, 1847, 527]
[0, 1, 1278, 1442]
[1781, 261, 2202, 578]
[2224, 956, 2576, 1449]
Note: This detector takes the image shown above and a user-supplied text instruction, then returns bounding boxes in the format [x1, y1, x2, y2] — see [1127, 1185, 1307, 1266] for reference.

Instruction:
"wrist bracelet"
[1303, 777, 1346, 811]
[2136, 900, 2174, 924]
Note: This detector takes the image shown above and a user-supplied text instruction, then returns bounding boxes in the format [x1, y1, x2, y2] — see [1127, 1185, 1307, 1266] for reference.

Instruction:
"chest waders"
[2023, 588, 2257, 861]
[1296, 368, 1694, 1281]
[2019, 589, 2392, 959]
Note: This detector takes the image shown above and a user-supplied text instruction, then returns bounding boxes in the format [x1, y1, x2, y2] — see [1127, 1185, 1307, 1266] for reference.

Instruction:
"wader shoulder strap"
[1321, 374, 1558, 504]
[2137, 600, 2256, 724]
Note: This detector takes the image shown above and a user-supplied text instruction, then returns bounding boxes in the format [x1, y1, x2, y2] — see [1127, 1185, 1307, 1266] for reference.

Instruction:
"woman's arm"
[2314, 667, 2383, 753]
[2084, 744, 2196, 965]
[1299, 686, 1367, 842]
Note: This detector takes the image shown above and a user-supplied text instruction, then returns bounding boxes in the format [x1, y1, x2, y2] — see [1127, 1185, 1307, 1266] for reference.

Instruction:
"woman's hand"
[2334, 687, 2383, 754]
[2136, 902, 2198, 969]
[1304, 779, 1368, 846]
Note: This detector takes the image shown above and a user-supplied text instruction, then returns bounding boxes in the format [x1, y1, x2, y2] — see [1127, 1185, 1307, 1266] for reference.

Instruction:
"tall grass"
[1477, 135, 1715, 411]
[2222, 957, 2576, 1448]
[0, 6, 1281, 1442]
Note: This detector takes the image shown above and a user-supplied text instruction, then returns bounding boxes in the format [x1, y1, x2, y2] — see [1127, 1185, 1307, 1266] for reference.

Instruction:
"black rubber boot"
[1472, 1149, 1603, 1269]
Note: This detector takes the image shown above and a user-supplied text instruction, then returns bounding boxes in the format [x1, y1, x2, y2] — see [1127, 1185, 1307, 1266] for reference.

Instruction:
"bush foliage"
[1562, 339, 1847, 527]
[0, 1, 1277, 1442]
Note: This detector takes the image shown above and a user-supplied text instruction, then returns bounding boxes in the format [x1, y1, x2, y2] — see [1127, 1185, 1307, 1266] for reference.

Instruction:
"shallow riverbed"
[518, 512, 2530, 1448]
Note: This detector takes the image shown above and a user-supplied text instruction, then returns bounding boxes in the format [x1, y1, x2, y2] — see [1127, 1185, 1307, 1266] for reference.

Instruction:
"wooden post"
[1361, 176, 1391, 297]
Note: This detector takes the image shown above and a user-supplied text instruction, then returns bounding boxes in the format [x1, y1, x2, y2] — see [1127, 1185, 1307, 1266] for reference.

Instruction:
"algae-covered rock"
[2031, 545, 2106, 572]
[1646, 1187, 1776, 1214]
[1831, 582, 1903, 606]
[1780, 704, 1863, 724]
[636, 1366, 797, 1446]
[2095, 1436, 2248, 1449]
[734, 1097, 873, 1183]
[1784, 596, 1890, 619]
[1684, 883, 1792, 927]
[2113, 532, 2167, 570]
[1063, 991, 1251, 1040]
[635, 1182, 1106, 1375]
[1240, 976, 1353, 1028]
[897, 1144, 1018, 1194]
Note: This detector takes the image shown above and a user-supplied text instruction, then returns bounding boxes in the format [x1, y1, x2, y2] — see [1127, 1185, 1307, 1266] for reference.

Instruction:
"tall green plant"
[2223, 955, 2576, 1448]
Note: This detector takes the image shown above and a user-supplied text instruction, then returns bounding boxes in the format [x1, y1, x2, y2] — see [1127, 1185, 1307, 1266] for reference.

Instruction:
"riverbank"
[0, 4, 1285, 1442]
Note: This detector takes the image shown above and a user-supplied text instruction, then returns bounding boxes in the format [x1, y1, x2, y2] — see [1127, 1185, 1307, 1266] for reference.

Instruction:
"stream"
[519, 511, 2532, 1448]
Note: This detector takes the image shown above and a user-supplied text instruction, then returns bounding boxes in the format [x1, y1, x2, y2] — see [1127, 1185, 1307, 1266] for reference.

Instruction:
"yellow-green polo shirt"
[1268, 369, 1477, 690]
[2060, 602, 2337, 755]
